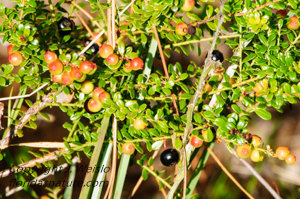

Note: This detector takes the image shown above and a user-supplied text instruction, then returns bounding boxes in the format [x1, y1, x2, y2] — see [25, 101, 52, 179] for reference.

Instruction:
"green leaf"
[152, 140, 163, 150]
[175, 137, 182, 149]
[142, 168, 148, 180]
[254, 109, 272, 120]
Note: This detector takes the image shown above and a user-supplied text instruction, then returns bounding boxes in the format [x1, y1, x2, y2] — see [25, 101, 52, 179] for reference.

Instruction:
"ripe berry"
[106, 54, 119, 65]
[49, 60, 64, 75]
[7, 44, 14, 55]
[251, 135, 263, 148]
[236, 144, 252, 159]
[250, 149, 264, 162]
[79, 61, 97, 74]
[70, 67, 82, 80]
[130, 57, 144, 71]
[76, 73, 86, 82]
[287, 16, 299, 30]
[93, 87, 105, 100]
[8, 52, 23, 66]
[190, 135, 203, 148]
[44, 51, 57, 64]
[61, 71, 74, 85]
[160, 149, 179, 167]
[188, 26, 196, 36]
[276, 10, 287, 18]
[123, 63, 132, 73]
[275, 146, 290, 160]
[122, 143, 135, 155]
[207, 50, 224, 62]
[176, 22, 188, 36]
[285, 154, 296, 165]
[85, 42, 99, 55]
[99, 44, 114, 58]
[133, 119, 147, 130]
[84, 98, 102, 113]
[98, 92, 111, 104]
[41, 196, 51, 199]
[81, 81, 94, 94]
[52, 74, 62, 83]
[57, 17, 73, 36]
[181, 0, 195, 12]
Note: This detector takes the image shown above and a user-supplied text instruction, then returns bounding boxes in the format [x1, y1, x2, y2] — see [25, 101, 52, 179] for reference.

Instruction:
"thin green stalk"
[140, 164, 172, 189]
[68, 109, 85, 141]
[239, 25, 242, 82]
[46, 103, 84, 107]
[48, 0, 62, 54]
[97, 0, 107, 25]
[7, 87, 13, 128]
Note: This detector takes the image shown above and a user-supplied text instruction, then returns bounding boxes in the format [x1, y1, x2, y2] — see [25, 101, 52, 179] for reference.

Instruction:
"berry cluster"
[84, 87, 111, 113]
[7, 45, 23, 66]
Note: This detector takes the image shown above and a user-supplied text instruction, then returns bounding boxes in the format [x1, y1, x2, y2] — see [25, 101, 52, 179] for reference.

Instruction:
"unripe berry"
[236, 144, 252, 159]
[250, 149, 264, 162]
[229, 78, 236, 85]
[98, 92, 111, 104]
[106, 54, 119, 65]
[133, 119, 147, 130]
[93, 87, 105, 100]
[181, 0, 195, 12]
[287, 16, 300, 30]
[202, 130, 214, 142]
[130, 57, 144, 71]
[8, 52, 23, 66]
[61, 71, 74, 85]
[76, 73, 86, 82]
[85, 98, 102, 113]
[275, 146, 290, 160]
[44, 51, 57, 64]
[70, 67, 82, 80]
[204, 83, 212, 92]
[122, 143, 135, 155]
[176, 22, 188, 36]
[7, 44, 14, 55]
[49, 61, 64, 75]
[81, 81, 94, 94]
[52, 74, 62, 83]
[89, 32, 104, 44]
[123, 63, 132, 73]
[99, 44, 114, 58]
[285, 154, 296, 165]
[41, 196, 51, 199]
[79, 61, 97, 74]
[251, 135, 263, 148]
[190, 135, 203, 148]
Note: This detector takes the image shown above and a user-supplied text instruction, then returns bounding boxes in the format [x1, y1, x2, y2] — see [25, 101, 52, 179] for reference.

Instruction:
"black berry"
[85, 42, 99, 55]
[160, 149, 179, 167]
[57, 17, 73, 36]
[188, 26, 196, 35]
[208, 50, 224, 62]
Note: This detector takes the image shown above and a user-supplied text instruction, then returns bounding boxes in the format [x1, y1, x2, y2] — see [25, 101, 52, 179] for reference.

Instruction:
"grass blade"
[63, 157, 79, 199]
[7, 87, 13, 127]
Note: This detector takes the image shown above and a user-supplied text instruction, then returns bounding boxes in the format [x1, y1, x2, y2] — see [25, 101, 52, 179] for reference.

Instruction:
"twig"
[112, 0, 116, 49]
[206, 147, 254, 199]
[0, 142, 76, 150]
[78, 30, 105, 56]
[107, 117, 117, 199]
[119, 0, 136, 17]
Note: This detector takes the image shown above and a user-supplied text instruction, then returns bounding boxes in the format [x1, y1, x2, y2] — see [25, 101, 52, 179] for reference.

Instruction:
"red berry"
[123, 63, 132, 73]
[130, 57, 144, 71]
[99, 44, 113, 58]
[85, 98, 102, 113]
[236, 144, 252, 159]
[276, 10, 287, 18]
[93, 87, 105, 100]
[133, 119, 147, 130]
[61, 71, 74, 85]
[251, 135, 263, 148]
[7, 44, 14, 55]
[52, 74, 62, 83]
[250, 149, 264, 162]
[8, 52, 23, 66]
[44, 51, 57, 64]
[106, 54, 119, 65]
[70, 67, 82, 80]
[190, 135, 203, 148]
[181, 0, 195, 12]
[79, 61, 97, 74]
[98, 92, 111, 103]
[122, 143, 135, 155]
[275, 146, 290, 160]
[49, 60, 64, 75]
[81, 81, 94, 94]
[176, 22, 188, 36]
[287, 16, 299, 30]
[285, 154, 296, 165]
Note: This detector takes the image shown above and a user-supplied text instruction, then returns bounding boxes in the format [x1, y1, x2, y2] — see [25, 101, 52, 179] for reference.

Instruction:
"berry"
[275, 146, 290, 160]
[207, 50, 224, 62]
[57, 17, 73, 36]
[181, 0, 195, 12]
[130, 57, 144, 71]
[41, 196, 51, 199]
[85, 42, 99, 55]
[8, 52, 23, 66]
[61, 72, 74, 85]
[176, 22, 188, 36]
[251, 135, 263, 148]
[123, 63, 132, 73]
[93, 87, 105, 100]
[84, 98, 102, 113]
[160, 149, 179, 167]
[276, 10, 287, 18]
[7, 44, 14, 55]
[98, 92, 111, 104]
[52, 74, 62, 83]
[79, 61, 97, 74]
[236, 144, 252, 159]
[229, 78, 236, 85]
[99, 44, 114, 58]
[49, 61, 64, 75]
[287, 16, 299, 30]
[106, 54, 119, 65]
[70, 67, 83, 80]
[204, 83, 212, 93]
[133, 119, 147, 130]
[202, 130, 214, 142]
[44, 51, 57, 64]
[81, 81, 94, 94]
[188, 26, 196, 36]
[122, 143, 135, 155]
[285, 154, 296, 165]
[89, 32, 103, 44]
[213, 72, 223, 81]
[250, 149, 264, 162]
[190, 135, 203, 148]
[76, 73, 86, 82]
